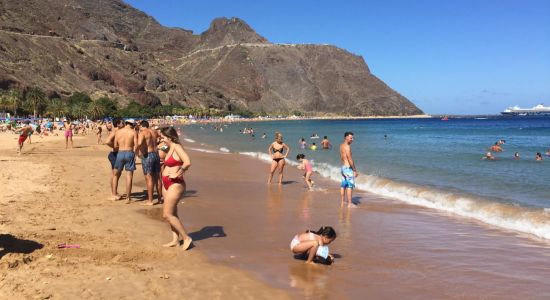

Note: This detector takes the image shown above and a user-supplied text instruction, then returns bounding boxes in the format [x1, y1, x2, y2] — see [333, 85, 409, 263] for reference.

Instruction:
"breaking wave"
[240, 151, 550, 240]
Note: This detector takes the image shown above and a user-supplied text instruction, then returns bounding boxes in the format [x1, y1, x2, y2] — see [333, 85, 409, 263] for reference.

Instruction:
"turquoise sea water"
[181, 117, 550, 239]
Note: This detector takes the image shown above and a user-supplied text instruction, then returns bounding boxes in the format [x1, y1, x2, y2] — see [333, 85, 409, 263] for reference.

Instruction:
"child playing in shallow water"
[296, 154, 314, 190]
[290, 226, 336, 264]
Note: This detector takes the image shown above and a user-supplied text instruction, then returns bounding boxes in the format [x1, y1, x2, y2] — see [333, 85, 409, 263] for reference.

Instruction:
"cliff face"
[0, 0, 423, 116]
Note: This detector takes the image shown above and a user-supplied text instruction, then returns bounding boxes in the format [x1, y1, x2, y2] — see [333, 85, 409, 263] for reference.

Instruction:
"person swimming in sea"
[290, 226, 336, 264]
[535, 152, 543, 161]
[310, 142, 317, 150]
[514, 152, 520, 160]
[490, 142, 502, 152]
[299, 138, 307, 150]
[297, 154, 314, 190]
[483, 151, 495, 160]
[321, 136, 331, 149]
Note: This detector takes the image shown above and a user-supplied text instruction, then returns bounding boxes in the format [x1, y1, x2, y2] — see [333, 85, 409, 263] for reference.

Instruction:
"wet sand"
[172, 141, 550, 299]
[2, 130, 550, 299]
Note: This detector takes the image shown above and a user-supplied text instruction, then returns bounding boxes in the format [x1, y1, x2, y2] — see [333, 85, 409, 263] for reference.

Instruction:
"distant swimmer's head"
[275, 132, 283, 142]
[296, 153, 305, 160]
[324, 136, 328, 139]
[24, 120, 30, 125]
[160, 126, 180, 144]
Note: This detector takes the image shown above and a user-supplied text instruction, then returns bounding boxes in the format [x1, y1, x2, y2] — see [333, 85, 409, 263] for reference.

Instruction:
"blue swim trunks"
[141, 152, 161, 175]
[114, 150, 136, 171]
[341, 166, 355, 189]
[108, 151, 118, 169]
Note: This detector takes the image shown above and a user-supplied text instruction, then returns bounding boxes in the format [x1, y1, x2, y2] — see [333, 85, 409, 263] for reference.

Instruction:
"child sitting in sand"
[290, 226, 336, 264]
[296, 154, 314, 190]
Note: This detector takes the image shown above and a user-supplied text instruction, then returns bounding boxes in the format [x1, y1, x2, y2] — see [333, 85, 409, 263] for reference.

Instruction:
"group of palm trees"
[0, 87, 259, 120]
[0, 88, 121, 120]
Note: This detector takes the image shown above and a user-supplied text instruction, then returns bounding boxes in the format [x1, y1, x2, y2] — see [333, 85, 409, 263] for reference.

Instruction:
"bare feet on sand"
[182, 237, 193, 251]
[140, 201, 155, 206]
[162, 240, 180, 247]
[109, 194, 123, 201]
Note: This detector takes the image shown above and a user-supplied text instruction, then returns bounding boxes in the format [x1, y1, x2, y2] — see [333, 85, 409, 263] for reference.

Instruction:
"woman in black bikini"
[268, 132, 290, 184]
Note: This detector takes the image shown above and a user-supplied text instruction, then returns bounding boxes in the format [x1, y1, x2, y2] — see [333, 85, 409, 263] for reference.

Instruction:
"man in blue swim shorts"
[137, 120, 161, 205]
[112, 119, 138, 203]
[339, 132, 358, 207]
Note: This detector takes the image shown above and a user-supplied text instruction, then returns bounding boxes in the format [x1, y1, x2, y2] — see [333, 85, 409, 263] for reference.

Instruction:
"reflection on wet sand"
[288, 263, 330, 300]
[338, 205, 352, 244]
[300, 191, 312, 222]
[267, 185, 283, 226]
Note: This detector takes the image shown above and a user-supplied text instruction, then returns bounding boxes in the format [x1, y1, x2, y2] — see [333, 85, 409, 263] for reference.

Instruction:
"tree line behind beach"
[0, 87, 285, 120]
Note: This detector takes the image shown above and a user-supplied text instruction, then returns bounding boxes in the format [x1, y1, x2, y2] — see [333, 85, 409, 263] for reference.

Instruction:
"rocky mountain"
[0, 0, 423, 116]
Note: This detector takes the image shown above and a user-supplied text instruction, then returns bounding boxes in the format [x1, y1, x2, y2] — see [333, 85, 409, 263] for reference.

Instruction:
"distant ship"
[501, 104, 550, 116]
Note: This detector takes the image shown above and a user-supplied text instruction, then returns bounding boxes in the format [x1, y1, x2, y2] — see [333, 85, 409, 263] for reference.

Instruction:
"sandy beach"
[2, 129, 550, 299]
[0, 132, 290, 299]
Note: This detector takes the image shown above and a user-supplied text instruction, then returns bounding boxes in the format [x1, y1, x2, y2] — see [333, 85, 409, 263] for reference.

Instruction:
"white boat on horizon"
[501, 104, 550, 116]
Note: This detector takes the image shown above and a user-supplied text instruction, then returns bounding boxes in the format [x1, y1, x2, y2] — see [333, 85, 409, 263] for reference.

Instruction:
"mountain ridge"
[0, 0, 423, 116]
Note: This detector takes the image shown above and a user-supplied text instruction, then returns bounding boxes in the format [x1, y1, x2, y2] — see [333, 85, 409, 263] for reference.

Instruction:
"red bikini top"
[165, 152, 183, 167]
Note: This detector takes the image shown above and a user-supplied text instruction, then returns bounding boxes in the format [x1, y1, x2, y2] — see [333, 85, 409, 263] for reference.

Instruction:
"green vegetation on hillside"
[0, 88, 262, 119]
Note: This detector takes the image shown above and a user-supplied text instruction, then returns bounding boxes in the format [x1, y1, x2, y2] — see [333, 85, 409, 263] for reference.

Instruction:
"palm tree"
[46, 98, 68, 119]
[0, 89, 22, 115]
[25, 87, 47, 118]
[87, 100, 106, 120]
[0, 91, 6, 112]
[7, 89, 22, 115]
[70, 102, 88, 119]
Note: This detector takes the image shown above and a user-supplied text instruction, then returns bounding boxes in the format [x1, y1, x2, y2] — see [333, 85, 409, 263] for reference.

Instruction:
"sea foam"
[239, 151, 550, 240]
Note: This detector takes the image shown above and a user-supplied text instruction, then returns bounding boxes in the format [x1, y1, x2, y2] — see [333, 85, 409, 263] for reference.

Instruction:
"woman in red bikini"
[159, 126, 193, 250]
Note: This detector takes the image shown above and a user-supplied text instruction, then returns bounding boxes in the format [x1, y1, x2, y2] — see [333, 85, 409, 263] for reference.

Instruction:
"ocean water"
[181, 117, 550, 239]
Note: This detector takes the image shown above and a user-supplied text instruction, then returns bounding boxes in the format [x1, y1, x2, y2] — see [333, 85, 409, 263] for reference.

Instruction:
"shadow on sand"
[189, 226, 227, 242]
[0, 234, 43, 260]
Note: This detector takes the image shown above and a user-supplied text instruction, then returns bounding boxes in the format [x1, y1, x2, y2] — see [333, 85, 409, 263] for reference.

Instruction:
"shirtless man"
[340, 132, 358, 208]
[490, 142, 502, 152]
[321, 136, 331, 149]
[104, 119, 124, 199]
[15, 120, 33, 155]
[113, 119, 138, 203]
[137, 120, 161, 205]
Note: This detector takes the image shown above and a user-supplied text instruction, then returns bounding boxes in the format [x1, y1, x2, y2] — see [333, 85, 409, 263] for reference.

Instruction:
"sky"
[125, 0, 550, 115]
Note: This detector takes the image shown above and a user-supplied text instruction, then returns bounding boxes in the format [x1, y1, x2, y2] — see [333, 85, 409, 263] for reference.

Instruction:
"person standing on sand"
[64, 120, 74, 149]
[112, 119, 138, 203]
[159, 126, 193, 251]
[105, 118, 124, 200]
[268, 132, 290, 184]
[156, 126, 168, 204]
[96, 124, 103, 144]
[14, 120, 32, 155]
[340, 132, 358, 207]
[137, 120, 161, 205]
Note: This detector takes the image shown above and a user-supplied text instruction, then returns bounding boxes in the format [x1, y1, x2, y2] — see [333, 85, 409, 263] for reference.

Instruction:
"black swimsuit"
[272, 146, 285, 162]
